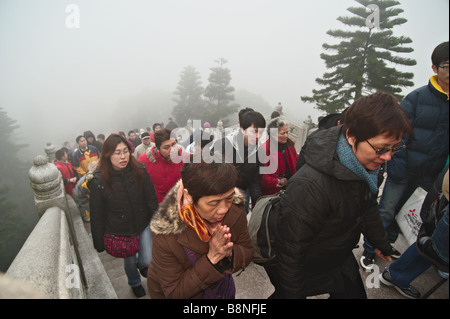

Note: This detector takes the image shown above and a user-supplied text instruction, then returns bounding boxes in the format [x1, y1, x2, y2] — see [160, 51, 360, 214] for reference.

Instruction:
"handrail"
[4, 155, 117, 299]
[6, 207, 86, 298]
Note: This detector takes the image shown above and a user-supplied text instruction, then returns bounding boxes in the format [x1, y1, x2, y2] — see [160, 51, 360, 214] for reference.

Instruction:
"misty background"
[0, 0, 448, 271]
[1, 0, 449, 157]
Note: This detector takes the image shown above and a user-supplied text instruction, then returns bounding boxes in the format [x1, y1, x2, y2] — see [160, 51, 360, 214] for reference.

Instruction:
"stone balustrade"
[6, 206, 86, 298]
[4, 155, 116, 299]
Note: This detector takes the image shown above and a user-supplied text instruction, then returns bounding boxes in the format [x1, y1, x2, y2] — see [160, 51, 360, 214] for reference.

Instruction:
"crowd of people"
[51, 41, 448, 299]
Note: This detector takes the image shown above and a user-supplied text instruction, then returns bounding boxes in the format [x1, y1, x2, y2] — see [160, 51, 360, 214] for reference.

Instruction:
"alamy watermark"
[65, 3, 379, 30]
[366, 4, 380, 29]
[65, 4, 80, 29]
[66, 264, 81, 289]
[168, 120, 279, 175]
[365, 264, 382, 289]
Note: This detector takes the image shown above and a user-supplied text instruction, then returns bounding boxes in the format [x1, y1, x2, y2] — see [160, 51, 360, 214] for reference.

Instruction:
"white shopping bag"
[395, 187, 427, 246]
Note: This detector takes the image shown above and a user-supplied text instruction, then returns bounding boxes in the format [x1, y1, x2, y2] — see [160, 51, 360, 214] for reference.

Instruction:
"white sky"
[0, 0, 448, 154]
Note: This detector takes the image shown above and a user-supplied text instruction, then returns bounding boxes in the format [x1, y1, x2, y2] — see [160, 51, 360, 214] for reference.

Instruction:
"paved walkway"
[84, 219, 448, 300]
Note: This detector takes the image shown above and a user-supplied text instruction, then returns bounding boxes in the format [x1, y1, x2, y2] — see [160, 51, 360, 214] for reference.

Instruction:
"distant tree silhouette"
[204, 58, 240, 126]
[172, 65, 206, 126]
[0, 107, 35, 272]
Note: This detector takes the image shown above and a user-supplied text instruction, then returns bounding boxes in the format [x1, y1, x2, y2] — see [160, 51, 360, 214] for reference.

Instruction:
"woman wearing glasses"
[271, 91, 412, 299]
[89, 134, 158, 298]
[361, 42, 449, 271]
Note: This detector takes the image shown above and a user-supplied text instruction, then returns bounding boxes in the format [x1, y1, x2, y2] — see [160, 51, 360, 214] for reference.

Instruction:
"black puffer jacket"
[275, 126, 393, 298]
[89, 165, 158, 252]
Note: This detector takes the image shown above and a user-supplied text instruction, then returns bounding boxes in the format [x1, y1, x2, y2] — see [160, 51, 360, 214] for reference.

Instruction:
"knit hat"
[204, 122, 211, 128]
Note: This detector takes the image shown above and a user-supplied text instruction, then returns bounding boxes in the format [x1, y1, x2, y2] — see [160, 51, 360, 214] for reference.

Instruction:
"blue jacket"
[387, 75, 449, 188]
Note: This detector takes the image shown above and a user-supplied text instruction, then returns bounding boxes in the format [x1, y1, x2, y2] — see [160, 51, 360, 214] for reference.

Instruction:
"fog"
[0, 0, 448, 158]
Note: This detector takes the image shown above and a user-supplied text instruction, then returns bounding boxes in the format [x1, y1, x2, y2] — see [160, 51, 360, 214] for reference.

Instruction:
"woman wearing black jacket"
[89, 134, 158, 298]
[273, 92, 412, 299]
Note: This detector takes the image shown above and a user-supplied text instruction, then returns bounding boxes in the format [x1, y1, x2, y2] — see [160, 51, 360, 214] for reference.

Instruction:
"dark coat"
[387, 75, 449, 188]
[213, 131, 262, 206]
[83, 130, 103, 152]
[274, 126, 393, 298]
[88, 165, 158, 252]
[147, 181, 253, 299]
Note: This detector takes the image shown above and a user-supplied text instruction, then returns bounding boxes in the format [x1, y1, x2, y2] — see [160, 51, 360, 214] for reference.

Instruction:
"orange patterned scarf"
[177, 182, 219, 242]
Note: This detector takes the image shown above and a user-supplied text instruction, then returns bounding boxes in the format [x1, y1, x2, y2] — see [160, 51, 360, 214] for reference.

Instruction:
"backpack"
[248, 191, 283, 266]
[419, 166, 449, 237]
[419, 191, 449, 237]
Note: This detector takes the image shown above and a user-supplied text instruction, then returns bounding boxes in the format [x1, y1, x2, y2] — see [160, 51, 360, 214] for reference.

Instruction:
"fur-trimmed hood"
[145, 146, 186, 164]
[150, 180, 246, 236]
[145, 146, 159, 163]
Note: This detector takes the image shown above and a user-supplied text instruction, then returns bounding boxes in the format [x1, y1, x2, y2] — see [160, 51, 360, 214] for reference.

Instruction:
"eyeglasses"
[365, 140, 406, 155]
[112, 150, 130, 157]
[438, 65, 449, 71]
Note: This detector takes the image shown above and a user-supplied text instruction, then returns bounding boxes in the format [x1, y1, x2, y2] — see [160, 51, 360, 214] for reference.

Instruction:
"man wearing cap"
[134, 131, 154, 159]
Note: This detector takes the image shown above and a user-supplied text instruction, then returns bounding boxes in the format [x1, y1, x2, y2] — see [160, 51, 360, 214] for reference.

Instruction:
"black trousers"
[328, 272, 367, 299]
[265, 263, 367, 299]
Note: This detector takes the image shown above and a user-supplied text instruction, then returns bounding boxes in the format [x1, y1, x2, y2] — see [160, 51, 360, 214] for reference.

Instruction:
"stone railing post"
[293, 115, 314, 151]
[29, 155, 67, 217]
[186, 118, 193, 131]
[5, 149, 118, 299]
[45, 142, 56, 163]
[275, 102, 283, 115]
[303, 115, 314, 135]
[217, 120, 224, 137]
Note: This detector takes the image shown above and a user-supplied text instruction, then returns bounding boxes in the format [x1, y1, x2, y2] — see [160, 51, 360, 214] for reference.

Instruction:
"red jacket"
[54, 160, 77, 195]
[138, 146, 184, 203]
[260, 138, 298, 196]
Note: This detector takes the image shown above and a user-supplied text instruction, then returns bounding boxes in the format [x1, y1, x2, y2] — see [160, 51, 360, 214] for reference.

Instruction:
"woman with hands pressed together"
[147, 161, 253, 299]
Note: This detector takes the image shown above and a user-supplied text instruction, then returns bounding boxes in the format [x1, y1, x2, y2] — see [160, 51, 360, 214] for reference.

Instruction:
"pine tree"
[0, 107, 33, 271]
[0, 186, 19, 259]
[204, 58, 240, 126]
[301, 0, 416, 114]
[172, 65, 206, 125]
[0, 107, 27, 181]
